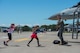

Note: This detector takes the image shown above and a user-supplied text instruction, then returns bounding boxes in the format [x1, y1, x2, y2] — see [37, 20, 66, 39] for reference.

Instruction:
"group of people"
[3, 24, 43, 47]
[3, 15, 68, 46]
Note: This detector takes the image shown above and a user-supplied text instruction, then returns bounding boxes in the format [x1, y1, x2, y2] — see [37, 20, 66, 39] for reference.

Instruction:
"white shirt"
[7, 28, 14, 33]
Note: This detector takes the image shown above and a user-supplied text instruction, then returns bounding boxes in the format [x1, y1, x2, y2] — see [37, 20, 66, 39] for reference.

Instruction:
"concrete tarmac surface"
[0, 32, 80, 53]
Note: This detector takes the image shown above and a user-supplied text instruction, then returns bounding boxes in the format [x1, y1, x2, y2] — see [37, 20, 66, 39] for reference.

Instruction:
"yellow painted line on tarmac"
[14, 35, 44, 42]
[14, 38, 30, 42]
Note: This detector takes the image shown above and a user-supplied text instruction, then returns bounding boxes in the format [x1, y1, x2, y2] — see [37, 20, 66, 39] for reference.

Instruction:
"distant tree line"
[0, 24, 68, 32]
[14, 24, 68, 31]
[14, 24, 57, 31]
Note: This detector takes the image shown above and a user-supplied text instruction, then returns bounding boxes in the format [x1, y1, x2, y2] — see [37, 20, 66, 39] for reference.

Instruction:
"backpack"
[53, 40, 60, 44]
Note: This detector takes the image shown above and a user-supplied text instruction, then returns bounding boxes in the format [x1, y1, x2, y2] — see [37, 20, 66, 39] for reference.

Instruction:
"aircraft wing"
[48, 7, 80, 20]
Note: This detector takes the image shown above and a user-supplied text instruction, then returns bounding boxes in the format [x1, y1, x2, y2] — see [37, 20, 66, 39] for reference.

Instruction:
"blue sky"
[0, 0, 80, 26]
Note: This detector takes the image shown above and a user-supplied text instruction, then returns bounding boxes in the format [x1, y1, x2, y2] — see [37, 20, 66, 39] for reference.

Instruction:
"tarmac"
[0, 31, 80, 53]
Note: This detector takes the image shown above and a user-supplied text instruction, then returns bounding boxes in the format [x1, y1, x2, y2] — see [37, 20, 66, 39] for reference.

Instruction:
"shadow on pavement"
[36, 46, 45, 47]
[68, 41, 80, 43]
[61, 44, 72, 46]
[9, 45, 20, 47]
[0, 47, 6, 49]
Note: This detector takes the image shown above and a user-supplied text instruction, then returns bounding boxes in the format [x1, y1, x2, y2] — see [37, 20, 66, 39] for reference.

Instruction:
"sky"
[0, 0, 80, 27]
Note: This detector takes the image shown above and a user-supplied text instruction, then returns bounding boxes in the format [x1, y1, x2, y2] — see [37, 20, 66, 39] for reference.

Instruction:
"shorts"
[31, 33, 38, 38]
[8, 33, 12, 40]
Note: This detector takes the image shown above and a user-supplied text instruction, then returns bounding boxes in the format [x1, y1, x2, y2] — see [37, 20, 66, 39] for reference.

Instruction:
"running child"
[4, 24, 15, 46]
[27, 25, 41, 47]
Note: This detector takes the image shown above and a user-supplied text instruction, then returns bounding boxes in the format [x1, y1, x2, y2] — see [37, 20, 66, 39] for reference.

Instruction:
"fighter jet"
[48, 2, 80, 20]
